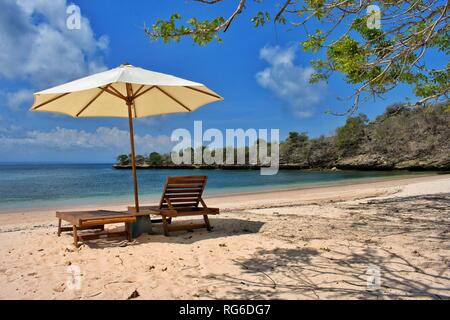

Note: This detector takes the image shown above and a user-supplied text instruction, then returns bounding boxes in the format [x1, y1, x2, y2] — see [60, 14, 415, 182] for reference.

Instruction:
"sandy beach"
[0, 174, 448, 300]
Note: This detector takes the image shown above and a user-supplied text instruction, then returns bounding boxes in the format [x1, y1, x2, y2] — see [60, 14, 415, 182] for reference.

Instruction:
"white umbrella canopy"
[30, 64, 223, 118]
[29, 64, 223, 224]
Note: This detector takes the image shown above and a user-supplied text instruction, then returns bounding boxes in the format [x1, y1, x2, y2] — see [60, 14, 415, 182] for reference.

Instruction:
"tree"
[147, 152, 163, 166]
[369, 102, 450, 157]
[116, 154, 130, 165]
[135, 155, 146, 166]
[280, 132, 309, 164]
[307, 135, 338, 167]
[335, 114, 369, 154]
[147, 1, 449, 113]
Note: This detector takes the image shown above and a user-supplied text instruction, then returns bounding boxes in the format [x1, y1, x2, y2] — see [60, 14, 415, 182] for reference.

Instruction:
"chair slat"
[164, 198, 198, 203]
[164, 193, 202, 199]
[167, 176, 207, 183]
[167, 181, 205, 185]
[161, 203, 198, 208]
[164, 198, 199, 203]
[166, 183, 204, 188]
[165, 188, 203, 193]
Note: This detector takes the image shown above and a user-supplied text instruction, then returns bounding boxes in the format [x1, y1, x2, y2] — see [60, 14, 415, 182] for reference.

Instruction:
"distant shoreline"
[113, 164, 450, 171]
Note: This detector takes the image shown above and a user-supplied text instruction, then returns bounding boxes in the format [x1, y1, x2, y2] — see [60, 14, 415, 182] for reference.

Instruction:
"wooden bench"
[56, 210, 157, 247]
[129, 176, 220, 236]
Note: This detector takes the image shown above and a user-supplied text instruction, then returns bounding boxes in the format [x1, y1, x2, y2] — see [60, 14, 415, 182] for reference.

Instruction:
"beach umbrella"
[29, 64, 223, 221]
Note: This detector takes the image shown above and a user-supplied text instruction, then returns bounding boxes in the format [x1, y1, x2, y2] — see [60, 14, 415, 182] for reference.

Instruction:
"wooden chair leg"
[203, 215, 212, 231]
[161, 216, 170, 236]
[57, 218, 62, 237]
[73, 225, 79, 248]
[125, 222, 132, 242]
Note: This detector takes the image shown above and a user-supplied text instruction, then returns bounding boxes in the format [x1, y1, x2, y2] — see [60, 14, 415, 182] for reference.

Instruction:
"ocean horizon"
[0, 163, 431, 212]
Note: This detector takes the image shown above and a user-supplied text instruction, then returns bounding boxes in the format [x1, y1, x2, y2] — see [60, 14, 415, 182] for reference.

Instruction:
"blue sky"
[0, 0, 419, 162]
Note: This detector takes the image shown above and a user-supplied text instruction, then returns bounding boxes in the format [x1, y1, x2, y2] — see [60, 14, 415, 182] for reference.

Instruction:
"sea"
[0, 163, 428, 211]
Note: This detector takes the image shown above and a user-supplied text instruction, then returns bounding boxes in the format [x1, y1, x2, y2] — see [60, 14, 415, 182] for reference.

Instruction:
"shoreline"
[0, 171, 441, 214]
[113, 164, 450, 171]
[0, 173, 447, 225]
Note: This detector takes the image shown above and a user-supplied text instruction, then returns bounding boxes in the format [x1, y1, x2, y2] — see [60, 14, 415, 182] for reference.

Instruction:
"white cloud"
[1, 89, 34, 110]
[256, 45, 326, 118]
[0, 0, 108, 88]
[0, 111, 21, 134]
[0, 127, 174, 154]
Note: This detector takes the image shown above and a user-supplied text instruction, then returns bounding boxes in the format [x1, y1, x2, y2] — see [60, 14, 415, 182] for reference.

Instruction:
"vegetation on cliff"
[116, 103, 450, 170]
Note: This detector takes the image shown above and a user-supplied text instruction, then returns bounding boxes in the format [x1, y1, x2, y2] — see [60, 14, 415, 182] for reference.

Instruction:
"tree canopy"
[146, 1, 449, 113]
[148, 152, 163, 165]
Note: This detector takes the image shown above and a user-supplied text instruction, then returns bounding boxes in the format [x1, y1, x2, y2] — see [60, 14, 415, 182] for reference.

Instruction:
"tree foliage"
[335, 114, 369, 153]
[279, 102, 450, 169]
[147, 152, 163, 165]
[116, 154, 130, 166]
[135, 155, 146, 166]
[280, 132, 310, 165]
[146, 0, 449, 112]
[116, 102, 450, 169]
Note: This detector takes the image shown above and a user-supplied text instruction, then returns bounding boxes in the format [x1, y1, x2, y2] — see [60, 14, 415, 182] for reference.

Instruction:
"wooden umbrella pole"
[127, 102, 139, 212]
[126, 85, 139, 212]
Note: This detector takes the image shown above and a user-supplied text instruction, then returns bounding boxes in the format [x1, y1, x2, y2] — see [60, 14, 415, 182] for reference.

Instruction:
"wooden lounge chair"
[129, 176, 219, 236]
[56, 209, 158, 247]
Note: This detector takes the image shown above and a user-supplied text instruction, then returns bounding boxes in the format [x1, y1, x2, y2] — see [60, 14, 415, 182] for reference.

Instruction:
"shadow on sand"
[200, 193, 450, 299]
[81, 217, 265, 248]
[204, 244, 450, 300]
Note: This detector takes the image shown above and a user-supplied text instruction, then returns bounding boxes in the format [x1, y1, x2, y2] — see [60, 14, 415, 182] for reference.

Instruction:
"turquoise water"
[0, 164, 425, 211]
